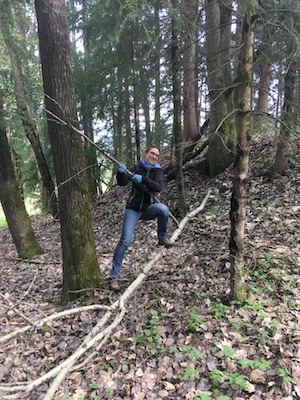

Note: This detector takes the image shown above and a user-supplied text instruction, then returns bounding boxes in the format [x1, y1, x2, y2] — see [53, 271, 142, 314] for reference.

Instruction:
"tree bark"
[183, 0, 199, 142]
[131, 30, 141, 161]
[154, 0, 162, 146]
[256, 56, 271, 126]
[34, 0, 105, 303]
[270, 60, 297, 176]
[205, 0, 236, 177]
[0, 2, 58, 218]
[115, 68, 123, 162]
[124, 74, 133, 163]
[229, 15, 256, 302]
[80, 0, 100, 199]
[0, 90, 43, 259]
[141, 80, 151, 146]
[171, 0, 188, 216]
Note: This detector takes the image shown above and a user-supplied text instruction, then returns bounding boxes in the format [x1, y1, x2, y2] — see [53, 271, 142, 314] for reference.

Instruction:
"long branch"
[0, 189, 211, 398]
[43, 189, 212, 399]
[42, 106, 180, 227]
[0, 304, 111, 343]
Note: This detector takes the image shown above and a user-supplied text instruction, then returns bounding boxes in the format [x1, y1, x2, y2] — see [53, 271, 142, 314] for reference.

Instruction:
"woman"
[109, 144, 174, 291]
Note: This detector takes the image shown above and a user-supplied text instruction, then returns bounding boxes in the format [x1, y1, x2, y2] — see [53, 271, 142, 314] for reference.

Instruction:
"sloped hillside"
[0, 136, 299, 400]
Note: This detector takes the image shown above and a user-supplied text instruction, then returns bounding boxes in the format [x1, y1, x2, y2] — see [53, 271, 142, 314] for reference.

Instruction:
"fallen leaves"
[0, 137, 300, 399]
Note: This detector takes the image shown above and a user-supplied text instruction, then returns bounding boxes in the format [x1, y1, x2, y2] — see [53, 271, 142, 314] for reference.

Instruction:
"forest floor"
[0, 135, 299, 400]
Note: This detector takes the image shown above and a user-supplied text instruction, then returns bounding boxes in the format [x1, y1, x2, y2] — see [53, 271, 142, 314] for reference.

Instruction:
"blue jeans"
[110, 203, 170, 278]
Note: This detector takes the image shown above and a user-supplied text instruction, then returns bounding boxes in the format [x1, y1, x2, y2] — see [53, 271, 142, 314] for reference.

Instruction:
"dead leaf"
[250, 369, 266, 383]
[163, 381, 176, 390]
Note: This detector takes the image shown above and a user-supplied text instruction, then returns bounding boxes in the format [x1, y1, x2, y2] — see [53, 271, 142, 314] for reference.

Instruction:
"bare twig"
[15, 269, 39, 306]
[0, 304, 111, 343]
[0, 293, 39, 328]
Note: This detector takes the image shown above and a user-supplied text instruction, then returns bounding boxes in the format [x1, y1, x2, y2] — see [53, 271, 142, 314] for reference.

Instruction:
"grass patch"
[0, 217, 7, 227]
[0, 206, 7, 227]
[0, 198, 41, 228]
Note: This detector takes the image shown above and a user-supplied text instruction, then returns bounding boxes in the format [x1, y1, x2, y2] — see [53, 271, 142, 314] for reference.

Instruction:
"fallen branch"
[2, 257, 60, 264]
[0, 189, 211, 399]
[0, 304, 111, 343]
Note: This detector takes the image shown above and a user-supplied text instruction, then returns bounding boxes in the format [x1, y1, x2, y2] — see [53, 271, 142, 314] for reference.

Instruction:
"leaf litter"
[0, 136, 299, 400]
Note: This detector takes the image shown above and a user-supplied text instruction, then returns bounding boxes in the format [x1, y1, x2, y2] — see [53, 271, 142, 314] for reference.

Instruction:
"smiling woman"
[108, 144, 174, 291]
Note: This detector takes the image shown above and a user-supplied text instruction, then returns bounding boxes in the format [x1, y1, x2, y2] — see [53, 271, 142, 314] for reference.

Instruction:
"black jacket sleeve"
[117, 163, 164, 193]
[141, 168, 164, 193]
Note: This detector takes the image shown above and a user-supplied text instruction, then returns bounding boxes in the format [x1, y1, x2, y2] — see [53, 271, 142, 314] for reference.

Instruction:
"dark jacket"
[117, 161, 164, 212]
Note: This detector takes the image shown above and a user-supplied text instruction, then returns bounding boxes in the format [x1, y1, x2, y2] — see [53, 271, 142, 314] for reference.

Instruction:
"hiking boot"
[158, 237, 174, 248]
[109, 278, 121, 292]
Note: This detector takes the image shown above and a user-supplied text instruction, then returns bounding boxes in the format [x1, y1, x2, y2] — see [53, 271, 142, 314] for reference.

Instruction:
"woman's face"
[145, 147, 160, 164]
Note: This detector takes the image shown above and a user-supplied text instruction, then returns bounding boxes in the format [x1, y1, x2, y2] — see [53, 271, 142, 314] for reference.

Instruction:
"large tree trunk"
[229, 15, 256, 302]
[35, 0, 105, 304]
[171, 0, 188, 216]
[182, 0, 199, 142]
[0, 2, 58, 218]
[0, 90, 43, 259]
[270, 60, 297, 176]
[205, 0, 236, 177]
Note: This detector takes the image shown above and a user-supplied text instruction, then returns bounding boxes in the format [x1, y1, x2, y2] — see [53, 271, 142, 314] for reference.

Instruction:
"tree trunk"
[34, 0, 105, 304]
[131, 32, 141, 161]
[229, 15, 255, 302]
[142, 82, 151, 146]
[154, 0, 162, 146]
[81, 0, 99, 200]
[256, 55, 271, 126]
[171, 0, 188, 216]
[124, 75, 133, 163]
[205, 0, 236, 177]
[10, 145, 24, 199]
[115, 68, 123, 162]
[183, 0, 199, 142]
[0, 2, 58, 218]
[0, 90, 43, 259]
[270, 60, 297, 176]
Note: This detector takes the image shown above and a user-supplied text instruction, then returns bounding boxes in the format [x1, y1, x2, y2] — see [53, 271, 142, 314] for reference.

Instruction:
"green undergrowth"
[55, 252, 298, 400]
[0, 217, 7, 227]
[130, 252, 298, 400]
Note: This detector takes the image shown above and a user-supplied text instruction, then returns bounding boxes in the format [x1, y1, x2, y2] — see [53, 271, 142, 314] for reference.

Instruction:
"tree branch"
[0, 304, 111, 344]
[0, 189, 212, 399]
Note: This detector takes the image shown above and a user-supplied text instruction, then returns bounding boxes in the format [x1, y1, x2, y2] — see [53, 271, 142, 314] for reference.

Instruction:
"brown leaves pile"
[0, 136, 299, 399]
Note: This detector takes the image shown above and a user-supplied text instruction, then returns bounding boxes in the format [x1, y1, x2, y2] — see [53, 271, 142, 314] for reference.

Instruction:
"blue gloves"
[118, 164, 142, 184]
[132, 174, 142, 184]
[118, 163, 126, 174]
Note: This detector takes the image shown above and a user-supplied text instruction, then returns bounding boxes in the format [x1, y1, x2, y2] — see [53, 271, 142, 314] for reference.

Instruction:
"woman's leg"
[110, 208, 141, 278]
[141, 203, 170, 240]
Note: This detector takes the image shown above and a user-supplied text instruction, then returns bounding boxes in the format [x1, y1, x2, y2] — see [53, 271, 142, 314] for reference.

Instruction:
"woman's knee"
[158, 203, 169, 216]
[119, 236, 132, 248]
